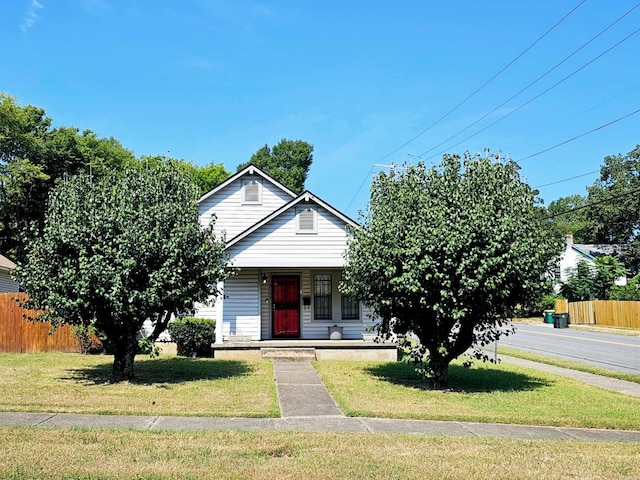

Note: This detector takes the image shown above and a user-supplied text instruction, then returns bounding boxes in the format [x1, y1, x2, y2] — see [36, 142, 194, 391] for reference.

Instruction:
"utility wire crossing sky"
[3, 1, 639, 217]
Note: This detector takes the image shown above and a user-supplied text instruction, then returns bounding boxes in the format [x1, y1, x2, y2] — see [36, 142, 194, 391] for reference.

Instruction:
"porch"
[212, 339, 398, 361]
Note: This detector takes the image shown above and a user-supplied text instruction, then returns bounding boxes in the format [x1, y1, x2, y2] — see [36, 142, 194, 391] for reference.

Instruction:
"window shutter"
[244, 181, 260, 202]
[299, 208, 315, 231]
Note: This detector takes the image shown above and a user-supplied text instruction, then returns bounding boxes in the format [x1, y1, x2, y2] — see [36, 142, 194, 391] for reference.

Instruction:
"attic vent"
[297, 207, 317, 233]
[243, 179, 262, 204]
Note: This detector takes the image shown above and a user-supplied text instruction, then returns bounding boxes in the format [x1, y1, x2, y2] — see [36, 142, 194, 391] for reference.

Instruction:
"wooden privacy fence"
[560, 299, 640, 329]
[0, 293, 79, 353]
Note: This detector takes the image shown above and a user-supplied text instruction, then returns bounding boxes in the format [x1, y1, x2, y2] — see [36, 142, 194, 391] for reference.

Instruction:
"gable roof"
[574, 243, 627, 259]
[570, 245, 596, 261]
[198, 164, 297, 204]
[227, 190, 359, 247]
[0, 254, 16, 272]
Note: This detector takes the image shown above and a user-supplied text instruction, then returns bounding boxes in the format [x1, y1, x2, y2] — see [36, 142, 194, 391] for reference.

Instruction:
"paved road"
[499, 323, 640, 374]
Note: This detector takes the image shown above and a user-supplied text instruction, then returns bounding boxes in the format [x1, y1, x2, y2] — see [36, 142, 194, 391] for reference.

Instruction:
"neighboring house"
[196, 165, 376, 344]
[555, 234, 627, 287]
[0, 254, 19, 292]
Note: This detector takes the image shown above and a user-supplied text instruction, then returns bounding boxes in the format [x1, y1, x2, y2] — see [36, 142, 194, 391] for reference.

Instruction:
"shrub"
[167, 317, 216, 357]
[609, 273, 640, 301]
[71, 325, 104, 354]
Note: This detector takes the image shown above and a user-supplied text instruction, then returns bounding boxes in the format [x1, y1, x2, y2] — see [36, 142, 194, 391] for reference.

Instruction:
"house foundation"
[212, 339, 398, 361]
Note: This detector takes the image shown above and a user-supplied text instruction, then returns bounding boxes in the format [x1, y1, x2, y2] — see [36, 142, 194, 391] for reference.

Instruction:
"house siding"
[194, 300, 217, 322]
[0, 271, 18, 292]
[228, 207, 350, 268]
[199, 175, 293, 239]
[223, 269, 261, 340]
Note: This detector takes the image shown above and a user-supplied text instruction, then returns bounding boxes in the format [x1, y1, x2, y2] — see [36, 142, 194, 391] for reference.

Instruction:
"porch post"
[214, 280, 225, 344]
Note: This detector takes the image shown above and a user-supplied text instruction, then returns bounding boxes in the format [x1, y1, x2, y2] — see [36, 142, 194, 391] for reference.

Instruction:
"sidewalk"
[1, 411, 639, 442]
[500, 354, 640, 397]
[0, 357, 638, 442]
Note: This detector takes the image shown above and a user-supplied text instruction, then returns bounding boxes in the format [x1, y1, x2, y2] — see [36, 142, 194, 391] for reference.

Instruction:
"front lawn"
[0, 353, 279, 417]
[1, 428, 638, 480]
[2, 352, 640, 430]
[314, 359, 640, 430]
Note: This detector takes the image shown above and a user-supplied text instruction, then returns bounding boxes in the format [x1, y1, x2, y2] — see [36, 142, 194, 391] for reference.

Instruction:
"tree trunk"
[111, 332, 137, 382]
[150, 310, 172, 341]
[428, 356, 450, 389]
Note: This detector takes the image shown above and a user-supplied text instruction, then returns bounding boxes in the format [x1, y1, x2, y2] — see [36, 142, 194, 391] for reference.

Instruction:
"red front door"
[272, 275, 300, 338]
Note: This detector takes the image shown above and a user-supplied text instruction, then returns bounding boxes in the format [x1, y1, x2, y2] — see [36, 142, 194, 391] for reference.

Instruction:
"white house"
[195, 165, 377, 344]
[0, 254, 19, 292]
[556, 234, 627, 287]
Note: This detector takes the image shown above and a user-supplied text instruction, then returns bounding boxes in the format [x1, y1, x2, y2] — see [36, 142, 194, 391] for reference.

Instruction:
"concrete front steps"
[212, 339, 398, 361]
[261, 347, 317, 361]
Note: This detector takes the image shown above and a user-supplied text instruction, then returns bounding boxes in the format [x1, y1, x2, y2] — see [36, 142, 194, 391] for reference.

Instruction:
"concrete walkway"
[2, 411, 639, 442]
[500, 354, 640, 397]
[272, 359, 343, 417]
[1, 357, 639, 442]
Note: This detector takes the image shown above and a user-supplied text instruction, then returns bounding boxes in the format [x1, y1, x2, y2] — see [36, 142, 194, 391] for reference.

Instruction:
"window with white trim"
[242, 179, 262, 204]
[296, 206, 317, 233]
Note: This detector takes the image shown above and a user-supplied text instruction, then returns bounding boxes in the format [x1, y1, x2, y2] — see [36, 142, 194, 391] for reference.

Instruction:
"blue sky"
[3, 1, 639, 218]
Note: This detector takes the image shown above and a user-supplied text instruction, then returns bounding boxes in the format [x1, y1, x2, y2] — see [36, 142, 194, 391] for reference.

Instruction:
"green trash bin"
[552, 313, 569, 329]
[543, 310, 555, 324]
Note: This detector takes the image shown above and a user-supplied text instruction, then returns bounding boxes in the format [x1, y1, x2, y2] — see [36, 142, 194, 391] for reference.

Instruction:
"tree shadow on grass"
[365, 361, 554, 393]
[63, 356, 256, 385]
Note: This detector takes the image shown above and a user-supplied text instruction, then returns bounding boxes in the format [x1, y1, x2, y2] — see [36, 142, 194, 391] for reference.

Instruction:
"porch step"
[260, 347, 317, 361]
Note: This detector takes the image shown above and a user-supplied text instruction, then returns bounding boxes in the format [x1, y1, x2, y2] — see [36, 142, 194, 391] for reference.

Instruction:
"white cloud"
[20, 0, 43, 32]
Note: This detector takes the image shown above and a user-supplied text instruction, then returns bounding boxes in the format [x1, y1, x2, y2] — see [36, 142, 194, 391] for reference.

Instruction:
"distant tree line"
[0, 93, 230, 262]
[544, 145, 640, 271]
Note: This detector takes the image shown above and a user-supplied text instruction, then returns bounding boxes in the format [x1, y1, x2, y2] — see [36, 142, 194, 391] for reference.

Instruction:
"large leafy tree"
[15, 163, 228, 381]
[237, 138, 313, 193]
[342, 152, 560, 387]
[586, 145, 640, 269]
[546, 194, 590, 243]
[138, 155, 230, 197]
[0, 94, 136, 260]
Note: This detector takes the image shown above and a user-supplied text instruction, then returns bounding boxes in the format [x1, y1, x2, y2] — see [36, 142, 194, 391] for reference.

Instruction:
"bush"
[609, 273, 640, 301]
[167, 317, 216, 357]
[71, 325, 104, 354]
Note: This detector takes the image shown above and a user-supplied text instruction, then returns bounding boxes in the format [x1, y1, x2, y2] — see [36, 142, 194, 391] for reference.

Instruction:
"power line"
[373, 0, 587, 164]
[343, 1, 587, 213]
[545, 186, 640, 219]
[418, 2, 640, 159]
[421, 25, 640, 162]
[534, 170, 600, 189]
[345, 164, 375, 212]
[518, 108, 640, 163]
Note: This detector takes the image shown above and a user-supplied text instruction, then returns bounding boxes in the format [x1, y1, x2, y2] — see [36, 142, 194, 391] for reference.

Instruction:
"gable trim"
[571, 245, 595, 261]
[198, 165, 297, 204]
[226, 190, 359, 247]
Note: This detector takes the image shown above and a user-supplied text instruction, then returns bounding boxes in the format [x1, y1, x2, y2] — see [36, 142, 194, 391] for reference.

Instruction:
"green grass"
[0, 352, 279, 417]
[2, 351, 640, 431]
[314, 359, 640, 430]
[0, 428, 638, 480]
[498, 346, 640, 384]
